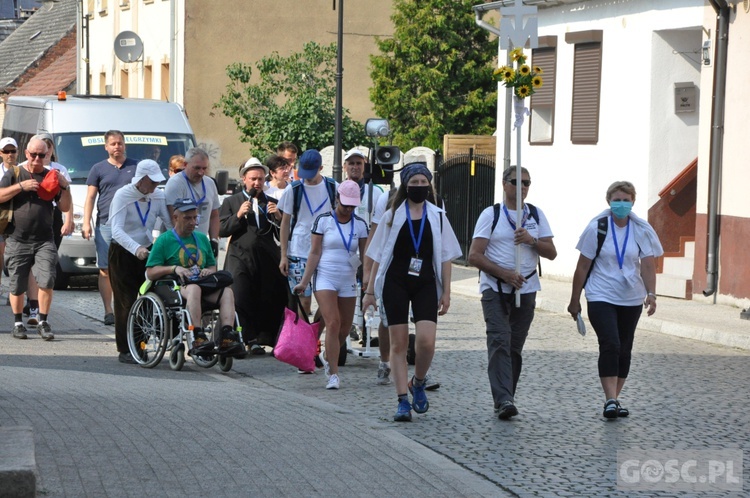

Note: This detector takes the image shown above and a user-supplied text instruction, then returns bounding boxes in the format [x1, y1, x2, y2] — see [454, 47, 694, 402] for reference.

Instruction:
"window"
[160, 63, 170, 101]
[144, 65, 153, 99]
[121, 69, 129, 98]
[529, 36, 557, 145]
[96, 0, 108, 15]
[566, 30, 603, 145]
[120, 0, 130, 10]
[87, 0, 94, 18]
[99, 71, 106, 95]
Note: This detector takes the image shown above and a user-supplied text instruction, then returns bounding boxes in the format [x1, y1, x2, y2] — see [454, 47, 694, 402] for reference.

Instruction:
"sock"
[380, 361, 390, 368]
[14, 320, 23, 327]
[413, 376, 425, 387]
[29, 300, 39, 310]
[39, 313, 48, 322]
[14, 313, 22, 322]
[398, 394, 409, 402]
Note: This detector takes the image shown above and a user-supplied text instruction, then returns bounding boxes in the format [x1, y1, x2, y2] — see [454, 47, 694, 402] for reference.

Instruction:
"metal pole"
[332, 0, 344, 182]
[503, 39, 512, 172]
[515, 101, 522, 308]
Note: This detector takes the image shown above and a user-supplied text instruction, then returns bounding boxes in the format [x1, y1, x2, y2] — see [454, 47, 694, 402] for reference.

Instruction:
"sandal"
[603, 398, 619, 419]
[250, 344, 266, 356]
[616, 400, 629, 417]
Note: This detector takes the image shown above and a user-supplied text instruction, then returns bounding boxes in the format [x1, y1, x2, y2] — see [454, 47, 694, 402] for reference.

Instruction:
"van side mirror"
[214, 169, 229, 196]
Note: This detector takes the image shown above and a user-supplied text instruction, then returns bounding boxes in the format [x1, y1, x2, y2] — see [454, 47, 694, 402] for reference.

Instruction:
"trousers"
[109, 242, 147, 354]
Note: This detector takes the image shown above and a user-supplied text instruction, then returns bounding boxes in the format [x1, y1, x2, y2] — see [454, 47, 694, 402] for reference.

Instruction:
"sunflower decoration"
[493, 48, 544, 99]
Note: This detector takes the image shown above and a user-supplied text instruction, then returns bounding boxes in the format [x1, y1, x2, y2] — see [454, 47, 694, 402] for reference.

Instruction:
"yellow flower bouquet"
[493, 48, 543, 99]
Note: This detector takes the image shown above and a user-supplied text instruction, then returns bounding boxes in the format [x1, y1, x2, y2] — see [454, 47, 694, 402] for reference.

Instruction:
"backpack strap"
[289, 180, 304, 240]
[491, 203, 501, 233]
[492, 202, 543, 276]
[583, 216, 608, 288]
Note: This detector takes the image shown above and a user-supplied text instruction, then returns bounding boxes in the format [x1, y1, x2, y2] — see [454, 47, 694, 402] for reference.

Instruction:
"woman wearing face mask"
[567, 181, 663, 419]
[362, 163, 462, 422]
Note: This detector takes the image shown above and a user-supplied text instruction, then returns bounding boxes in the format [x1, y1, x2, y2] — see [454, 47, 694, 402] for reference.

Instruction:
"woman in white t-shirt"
[293, 180, 368, 390]
[568, 181, 663, 420]
[264, 154, 291, 200]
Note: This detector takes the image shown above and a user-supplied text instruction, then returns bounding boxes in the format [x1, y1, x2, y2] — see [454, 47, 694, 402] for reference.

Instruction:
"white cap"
[0, 137, 18, 150]
[132, 159, 166, 184]
[344, 148, 366, 162]
[240, 157, 269, 176]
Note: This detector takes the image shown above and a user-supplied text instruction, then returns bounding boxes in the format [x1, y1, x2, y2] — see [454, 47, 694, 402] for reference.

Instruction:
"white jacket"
[367, 200, 462, 301]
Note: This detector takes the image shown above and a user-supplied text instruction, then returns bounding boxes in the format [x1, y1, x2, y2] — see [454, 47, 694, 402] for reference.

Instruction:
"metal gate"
[436, 150, 497, 264]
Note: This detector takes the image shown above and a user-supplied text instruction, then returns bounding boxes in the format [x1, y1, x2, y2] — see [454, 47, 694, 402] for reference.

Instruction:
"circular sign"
[114, 31, 144, 63]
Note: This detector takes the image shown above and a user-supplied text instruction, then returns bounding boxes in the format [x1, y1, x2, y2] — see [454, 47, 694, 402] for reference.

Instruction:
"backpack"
[491, 202, 542, 276]
[0, 166, 21, 235]
[582, 216, 609, 288]
[289, 177, 337, 240]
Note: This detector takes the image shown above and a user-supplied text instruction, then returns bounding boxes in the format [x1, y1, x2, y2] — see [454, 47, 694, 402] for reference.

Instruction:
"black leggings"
[382, 274, 438, 326]
[587, 301, 642, 378]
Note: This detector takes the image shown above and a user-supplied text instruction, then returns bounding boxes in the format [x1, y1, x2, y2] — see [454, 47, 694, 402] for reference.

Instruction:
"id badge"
[408, 257, 423, 277]
[348, 253, 361, 270]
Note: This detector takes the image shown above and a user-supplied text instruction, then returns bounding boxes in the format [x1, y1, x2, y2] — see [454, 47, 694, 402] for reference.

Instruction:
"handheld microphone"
[247, 187, 258, 198]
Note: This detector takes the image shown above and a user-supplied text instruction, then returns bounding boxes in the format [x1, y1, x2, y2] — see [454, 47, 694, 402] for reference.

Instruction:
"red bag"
[37, 169, 60, 201]
[274, 297, 320, 372]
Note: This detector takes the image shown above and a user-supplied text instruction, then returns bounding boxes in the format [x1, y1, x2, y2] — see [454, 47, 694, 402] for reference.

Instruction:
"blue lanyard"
[333, 213, 354, 253]
[171, 229, 200, 267]
[502, 203, 529, 230]
[610, 216, 630, 270]
[135, 200, 151, 227]
[182, 171, 206, 205]
[301, 184, 328, 216]
[405, 202, 427, 257]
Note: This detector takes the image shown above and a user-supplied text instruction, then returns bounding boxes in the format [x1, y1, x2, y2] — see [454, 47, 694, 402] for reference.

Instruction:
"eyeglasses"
[28, 152, 46, 159]
[1, 149, 17, 154]
[508, 179, 531, 187]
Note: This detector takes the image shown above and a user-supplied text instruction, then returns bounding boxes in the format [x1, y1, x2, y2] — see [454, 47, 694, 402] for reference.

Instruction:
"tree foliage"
[216, 42, 367, 156]
[370, 0, 498, 150]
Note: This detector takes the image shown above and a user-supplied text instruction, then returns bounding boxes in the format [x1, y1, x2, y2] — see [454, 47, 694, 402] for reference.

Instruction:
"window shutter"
[570, 42, 602, 144]
[529, 47, 556, 145]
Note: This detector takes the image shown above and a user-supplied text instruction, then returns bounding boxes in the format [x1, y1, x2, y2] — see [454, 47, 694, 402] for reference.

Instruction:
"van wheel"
[53, 263, 69, 290]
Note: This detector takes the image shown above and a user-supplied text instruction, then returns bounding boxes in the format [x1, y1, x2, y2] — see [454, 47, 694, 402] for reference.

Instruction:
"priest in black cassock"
[219, 157, 287, 353]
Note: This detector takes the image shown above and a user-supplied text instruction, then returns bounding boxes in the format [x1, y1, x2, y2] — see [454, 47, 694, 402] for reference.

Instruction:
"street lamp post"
[333, 0, 345, 182]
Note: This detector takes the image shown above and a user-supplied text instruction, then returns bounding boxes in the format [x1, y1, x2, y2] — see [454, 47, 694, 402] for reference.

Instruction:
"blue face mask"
[610, 200, 633, 219]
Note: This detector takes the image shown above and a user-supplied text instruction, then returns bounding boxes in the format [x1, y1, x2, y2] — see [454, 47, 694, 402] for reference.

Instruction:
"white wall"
[493, 0, 704, 279]
[78, 0, 183, 103]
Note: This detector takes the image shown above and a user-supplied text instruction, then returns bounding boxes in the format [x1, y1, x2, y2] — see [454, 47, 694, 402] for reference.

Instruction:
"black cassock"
[219, 190, 287, 346]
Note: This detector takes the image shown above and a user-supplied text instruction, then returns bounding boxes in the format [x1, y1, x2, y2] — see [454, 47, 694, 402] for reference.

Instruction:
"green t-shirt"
[146, 229, 216, 269]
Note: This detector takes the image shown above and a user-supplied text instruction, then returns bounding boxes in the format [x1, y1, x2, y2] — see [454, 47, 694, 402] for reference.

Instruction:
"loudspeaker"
[374, 146, 400, 165]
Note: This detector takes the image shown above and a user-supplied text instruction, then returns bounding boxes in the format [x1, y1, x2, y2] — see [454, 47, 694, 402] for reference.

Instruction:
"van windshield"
[54, 133, 196, 184]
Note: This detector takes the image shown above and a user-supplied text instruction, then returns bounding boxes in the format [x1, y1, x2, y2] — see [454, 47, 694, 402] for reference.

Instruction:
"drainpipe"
[703, 0, 729, 300]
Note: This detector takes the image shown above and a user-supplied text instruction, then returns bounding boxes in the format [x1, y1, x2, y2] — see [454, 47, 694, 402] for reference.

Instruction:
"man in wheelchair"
[145, 198, 243, 357]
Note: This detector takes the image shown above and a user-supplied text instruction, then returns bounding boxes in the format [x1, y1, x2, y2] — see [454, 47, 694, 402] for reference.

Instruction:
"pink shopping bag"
[274, 298, 320, 372]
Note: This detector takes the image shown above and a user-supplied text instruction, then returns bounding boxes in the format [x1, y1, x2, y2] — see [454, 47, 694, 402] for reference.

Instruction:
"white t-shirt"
[278, 179, 335, 259]
[577, 216, 654, 306]
[265, 183, 285, 201]
[164, 172, 220, 236]
[353, 182, 384, 227]
[311, 212, 369, 274]
[472, 203, 553, 294]
[371, 190, 390, 226]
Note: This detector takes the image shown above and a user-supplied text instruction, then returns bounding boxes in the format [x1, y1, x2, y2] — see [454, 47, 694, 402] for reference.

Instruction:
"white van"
[2, 94, 198, 288]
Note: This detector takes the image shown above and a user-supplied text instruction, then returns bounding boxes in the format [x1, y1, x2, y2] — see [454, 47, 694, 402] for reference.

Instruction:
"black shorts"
[382, 275, 438, 326]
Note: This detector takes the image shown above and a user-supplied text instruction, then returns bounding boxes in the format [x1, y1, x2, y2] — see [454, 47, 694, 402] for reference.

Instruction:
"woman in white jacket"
[362, 163, 462, 422]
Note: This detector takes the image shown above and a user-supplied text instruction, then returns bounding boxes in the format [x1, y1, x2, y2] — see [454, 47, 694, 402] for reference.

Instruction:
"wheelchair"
[126, 278, 243, 372]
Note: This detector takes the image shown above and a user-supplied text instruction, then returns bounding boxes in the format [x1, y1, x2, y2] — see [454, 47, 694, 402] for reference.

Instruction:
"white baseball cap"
[344, 148, 367, 162]
[132, 159, 166, 184]
[0, 137, 18, 150]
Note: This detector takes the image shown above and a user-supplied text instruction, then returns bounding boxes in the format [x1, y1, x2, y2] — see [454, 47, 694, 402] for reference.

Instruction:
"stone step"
[656, 274, 692, 300]
[0, 427, 36, 498]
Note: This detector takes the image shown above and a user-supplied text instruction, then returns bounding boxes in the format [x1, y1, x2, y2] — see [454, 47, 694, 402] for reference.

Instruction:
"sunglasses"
[1, 149, 17, 154]
[28, 152, 46, 159]
[508, 179, 531, 187]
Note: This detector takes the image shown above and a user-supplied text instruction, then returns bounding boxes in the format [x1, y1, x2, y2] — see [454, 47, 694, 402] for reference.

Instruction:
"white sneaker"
[319, 351, 330, 379]
[376, 362, 391, 385]
[27, 308, 39, 326]
[326, 373, 340, 390]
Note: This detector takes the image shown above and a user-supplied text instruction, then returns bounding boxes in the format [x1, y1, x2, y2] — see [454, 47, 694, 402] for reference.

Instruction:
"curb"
[0, 427, 36, 498]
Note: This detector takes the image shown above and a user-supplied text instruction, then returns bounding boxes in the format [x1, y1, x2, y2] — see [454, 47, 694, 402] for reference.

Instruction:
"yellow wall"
[184, 0, 394, 171]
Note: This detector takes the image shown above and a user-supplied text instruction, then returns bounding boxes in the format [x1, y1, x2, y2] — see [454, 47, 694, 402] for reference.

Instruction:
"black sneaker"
[12, 324, 28, 340]
[37, 321, 54, 341]
[190, 333, 215, 354]
[496, 400, 518, 420]
[118, 352, 137, 364]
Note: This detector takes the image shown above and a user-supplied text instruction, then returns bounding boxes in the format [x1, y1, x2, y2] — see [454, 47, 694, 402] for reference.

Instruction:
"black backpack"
[583, 216, 609, 288]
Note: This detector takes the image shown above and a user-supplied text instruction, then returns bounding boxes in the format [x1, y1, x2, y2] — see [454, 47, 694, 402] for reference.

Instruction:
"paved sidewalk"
[452, 273, 750, 351]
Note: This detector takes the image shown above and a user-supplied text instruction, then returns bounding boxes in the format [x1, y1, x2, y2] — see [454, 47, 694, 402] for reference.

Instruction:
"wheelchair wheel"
[127, 293, 169, 368]
[218, 355, 233, 372]
[169, 343, 185, 371]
